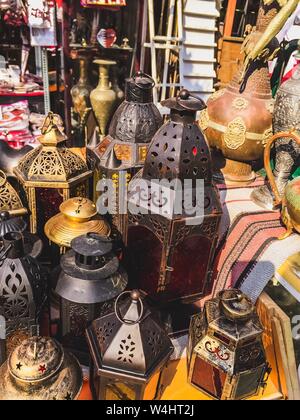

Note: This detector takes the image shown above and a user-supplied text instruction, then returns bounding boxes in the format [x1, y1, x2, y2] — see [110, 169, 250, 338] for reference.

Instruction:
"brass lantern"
[0, 336, 83, 400]
[55, 233, 128, 364]
[126, 89, 222, 304]
[187, 289, 270, 400]
[86, 290, 174, 400]
[93, 72, 163, 235]
[0, 232, 47, 359]
[0, 170, 27, 217]
[14, 113, 92, 234]
[45, 197, 111, 253]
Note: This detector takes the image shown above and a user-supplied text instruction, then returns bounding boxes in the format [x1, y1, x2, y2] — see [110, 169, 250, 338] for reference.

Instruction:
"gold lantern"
[14, 113, 92, 234]
[0, 170, 27, 217]
[44, 197, 111, 252]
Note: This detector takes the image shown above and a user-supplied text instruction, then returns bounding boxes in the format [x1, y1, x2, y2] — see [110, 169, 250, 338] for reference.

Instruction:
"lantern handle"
[0, 170, 7, 188]
[133, 71, 155, 89]
[114, 290, 144, 326]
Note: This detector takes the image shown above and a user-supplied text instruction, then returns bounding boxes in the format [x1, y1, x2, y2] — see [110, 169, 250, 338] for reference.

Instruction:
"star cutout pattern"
[16, 362, 22, 370]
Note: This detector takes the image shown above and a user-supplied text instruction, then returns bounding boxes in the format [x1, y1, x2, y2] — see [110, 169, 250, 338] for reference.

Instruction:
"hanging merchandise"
[27, 0, 57, 46]
[0, 232, 47, 360]
[86, 290, 174, 400]
[81, 0, 126, 7]
[55, 233, 128, 363]
[14, 113, 92, 234]
[264, 131, 300, 239]
[94, 72, 162, 236]
[252, 44, 300, 210]
[126, 90, 222, 304]
[3, 0, 27, 26]
[188, 289, 271, 400]
[200, 0, 279, 184]
[0, 336, 83, 400]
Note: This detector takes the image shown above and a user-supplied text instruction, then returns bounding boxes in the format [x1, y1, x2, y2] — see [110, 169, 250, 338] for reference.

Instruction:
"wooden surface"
[217, 36, 244, 87]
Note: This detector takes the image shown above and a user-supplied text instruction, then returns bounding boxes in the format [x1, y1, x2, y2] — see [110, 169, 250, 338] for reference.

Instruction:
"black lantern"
[0, 232, 47, 359]
[93, 72, 163, 235]
[0, 211, 43, 258]
[187, 289, 271, 400]
[55, 233, 128, 364]
[126, 90, 222, 304]
[86, 290, 174, 400]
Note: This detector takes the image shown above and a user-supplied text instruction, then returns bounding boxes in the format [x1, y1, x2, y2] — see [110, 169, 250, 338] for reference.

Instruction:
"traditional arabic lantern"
[0, 170, 27, 217]
[44, 197, 111, 253]
[55, 233, 128, 363]
[0, 232, 47, 359]
[14, 113, 92, 234]
[126, 89, 222, 304]
[93, 72, 163, 236]
[0, 336, 83, 400]
[199, 0, 278, 184]
[187, 289, 271, 400]
[86, 290, 174, 400]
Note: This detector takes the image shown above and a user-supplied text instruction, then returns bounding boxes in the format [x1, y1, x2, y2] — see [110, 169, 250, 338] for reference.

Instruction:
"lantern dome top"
[161, 89, 206, 113]
[0, 211, 26, 237]
[71, 232, 113, 257]
[87, 290, 174, 378]
[0, 170, 27, 216]
[0, 337, 83, 400]
[14, 113, 89, 183]
[59, 197, 98, 221]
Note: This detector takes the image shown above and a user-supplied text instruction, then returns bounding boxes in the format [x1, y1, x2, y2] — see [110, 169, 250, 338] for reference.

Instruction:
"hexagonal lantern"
[14, 112, 92, 234]
[86, 290, 174, 400]
[187, 289, 271, 400]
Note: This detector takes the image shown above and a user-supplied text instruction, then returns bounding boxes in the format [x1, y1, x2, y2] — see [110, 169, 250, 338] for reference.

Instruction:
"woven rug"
[212, 179, 300, 303]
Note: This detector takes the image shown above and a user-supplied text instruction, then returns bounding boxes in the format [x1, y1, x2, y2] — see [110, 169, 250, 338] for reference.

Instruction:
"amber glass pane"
[170, 235, 212, 299]
[191, 356, 226, 399]
[105, 381, 137, 400]
[143, 372, 160, 400]
[127, 226, 162, 296]
[234, 367, 265, 400]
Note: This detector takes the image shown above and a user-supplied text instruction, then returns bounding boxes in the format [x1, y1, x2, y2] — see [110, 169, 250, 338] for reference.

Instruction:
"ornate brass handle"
[264, 130, 300, 207]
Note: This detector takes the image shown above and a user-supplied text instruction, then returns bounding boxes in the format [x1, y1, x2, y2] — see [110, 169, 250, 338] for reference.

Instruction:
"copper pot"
[264, 130, 300, 239]
[200, 1, 279, 184]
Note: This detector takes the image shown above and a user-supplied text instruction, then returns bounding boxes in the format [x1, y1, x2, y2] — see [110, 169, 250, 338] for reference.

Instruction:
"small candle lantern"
[86, 290, 174, 400]
[55, 233, 128, 363]
[0, 232, 47, 358]
[0, 336, 83, 400]
[14, 113, 92, 234]
[187, 289, 271, 400]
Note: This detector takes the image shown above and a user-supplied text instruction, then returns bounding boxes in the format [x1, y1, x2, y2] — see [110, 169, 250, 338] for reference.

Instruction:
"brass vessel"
[44, 196, 111, 250]
[0, 170, 27, 217]
[200, 0, 279, 184]
[264, 131, 300, 239]
[90, 60, 117, 138]
[0, 336, 83, 400]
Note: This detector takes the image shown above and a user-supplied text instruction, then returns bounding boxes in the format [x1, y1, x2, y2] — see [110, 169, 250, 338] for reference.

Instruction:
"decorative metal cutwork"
[0, 171, 24, 212]
[117, 334, 136, 363]
[224, 117, 247, 150]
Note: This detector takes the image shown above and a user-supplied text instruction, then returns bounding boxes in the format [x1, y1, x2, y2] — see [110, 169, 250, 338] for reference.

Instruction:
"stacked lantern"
[0, 232, 47, 358]
[86, 290, 174, 400]
[14, 113, 92, 234]
[55, 233, 128, 363]
[93, 72, 162, 235]
[188, 289, 270, 400]
[126, 89, 222, 304]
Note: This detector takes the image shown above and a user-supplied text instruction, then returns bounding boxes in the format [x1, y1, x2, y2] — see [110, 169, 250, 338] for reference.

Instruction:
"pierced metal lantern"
[126, 89, 222, 304]
[14, 112, 92, 234]
[0, 232, 47, 359]
[187, 289, 270, 400]
[0, 170, 27, 217]
[0, 336, 83, 400]
[86, 290, 174, 400]
[55, 233, 128, 363]
[93, 72, 163, 235]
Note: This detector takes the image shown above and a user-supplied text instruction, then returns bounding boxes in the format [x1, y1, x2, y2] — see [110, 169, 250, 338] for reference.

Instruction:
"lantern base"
[212, 151, 256, 186]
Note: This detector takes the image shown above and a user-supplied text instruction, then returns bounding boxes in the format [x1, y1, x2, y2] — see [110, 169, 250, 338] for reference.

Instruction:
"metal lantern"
[0, 211, 43, 258]
[0, 232, 47, 359]
[45, 197, 111, 253]
[187, 289, 270, 400]
[55, 233, 128, 363]
[14, 112, 92, 234]
[0, 170, 27, 217]
[0, 336, 83, 400]
[86, 290, 174, 400]
[126, 89, 222, 304]
[93, 72, 163, 235]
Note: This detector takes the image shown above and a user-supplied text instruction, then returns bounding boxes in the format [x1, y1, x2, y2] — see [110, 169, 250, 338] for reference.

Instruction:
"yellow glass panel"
[143, 372, 160, 400]
[105, 381, 136, 400]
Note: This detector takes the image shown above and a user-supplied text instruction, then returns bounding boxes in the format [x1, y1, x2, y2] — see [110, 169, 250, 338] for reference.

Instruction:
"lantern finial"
[39, 112, 67, 147]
